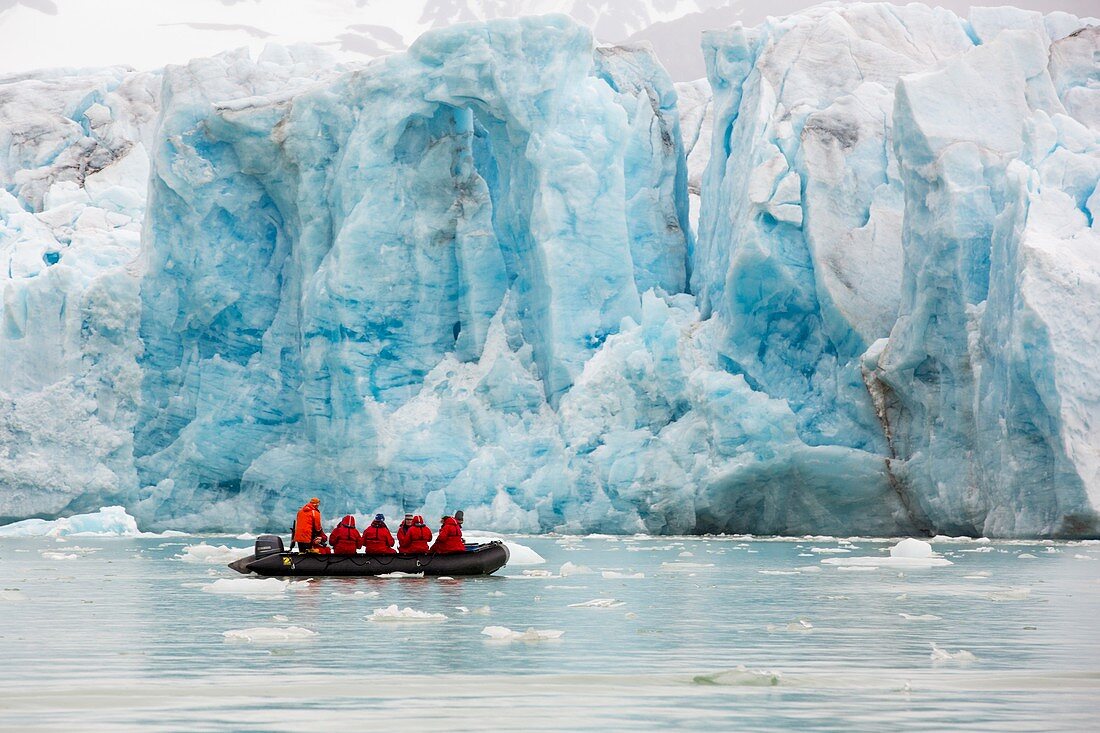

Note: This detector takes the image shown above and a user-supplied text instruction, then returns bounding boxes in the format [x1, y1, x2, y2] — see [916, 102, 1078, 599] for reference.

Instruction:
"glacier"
[1, 4, 1098, 537]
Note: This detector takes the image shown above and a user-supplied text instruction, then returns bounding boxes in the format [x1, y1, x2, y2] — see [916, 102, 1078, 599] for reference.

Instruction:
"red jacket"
[397, 516, 432, 554]
[329, 515, 361, 554]
[361, 520, 396, 554]
[293, 503, 326, 544]
[431, 516, 466, 554]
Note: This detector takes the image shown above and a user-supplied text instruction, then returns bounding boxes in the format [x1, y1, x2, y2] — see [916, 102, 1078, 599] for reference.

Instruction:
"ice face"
[1, 7, 1099, 537]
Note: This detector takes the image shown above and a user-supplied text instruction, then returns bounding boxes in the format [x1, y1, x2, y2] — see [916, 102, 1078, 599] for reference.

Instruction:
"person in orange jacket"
[293, 497, 327, 552]
[329, 514, 361, 554]
[361, 513, 396, 554]
[431, 512, 467, 554]
[397, 514, 432, 554]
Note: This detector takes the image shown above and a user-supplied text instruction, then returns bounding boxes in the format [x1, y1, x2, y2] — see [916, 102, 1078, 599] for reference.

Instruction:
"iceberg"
[1, 6, 1098, 538]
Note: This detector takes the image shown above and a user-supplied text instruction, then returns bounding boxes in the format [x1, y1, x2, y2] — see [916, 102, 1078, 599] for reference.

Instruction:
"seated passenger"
[293, 497, 327, 553]
[398, 514, 432, 554]
[431, 514, 467, 554]
[361, 513, 396, 555]
[329, 514, 361, 554]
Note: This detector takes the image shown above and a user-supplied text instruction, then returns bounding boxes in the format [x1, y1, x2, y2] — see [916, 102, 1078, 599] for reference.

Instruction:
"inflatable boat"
[228, 534, 509, 577]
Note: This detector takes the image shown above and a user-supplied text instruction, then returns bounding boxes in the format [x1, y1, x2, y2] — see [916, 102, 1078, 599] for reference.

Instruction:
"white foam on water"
[481, 626, 563, 642]
[758, 570, 800, 575]
[375, 572, 424, 579]
[201, 578, 289, 596]
[768, 619, 813, 632]
[930, 644, 977, 664]
[331, 590, 381, 599]
[177, 544, 252, 564]
[367, 605, 447, 622]
[601, 571, 644, 579]
[223, 626, 316, 643]
[568, 598, 625, 609]
[900, 613, 943, 621]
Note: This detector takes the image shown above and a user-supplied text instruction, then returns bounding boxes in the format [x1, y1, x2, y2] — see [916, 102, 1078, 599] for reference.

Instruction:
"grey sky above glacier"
[0, 0, 1095, 79]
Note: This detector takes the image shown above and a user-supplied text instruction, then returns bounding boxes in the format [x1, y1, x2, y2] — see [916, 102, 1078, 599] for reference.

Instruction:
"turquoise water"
[1, 534, 1098, 731]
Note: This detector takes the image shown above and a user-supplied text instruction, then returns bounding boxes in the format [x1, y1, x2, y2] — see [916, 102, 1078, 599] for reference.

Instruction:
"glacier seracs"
[1, 5, 1098, 538]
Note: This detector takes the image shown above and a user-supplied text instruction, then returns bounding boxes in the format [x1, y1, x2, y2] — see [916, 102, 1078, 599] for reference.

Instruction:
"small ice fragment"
[272, 614, 289, 622]
[891, 539, 933, 559]
[202, 578, 289, 596]
[930, 644, 976, 664]
[797, 566, 822, 573]
[376, 571, 424, 579]
[487, 591, 505, 597]
[601, 571, 644, 579]
[1017, 553, 1038, 559]
[367, 605, 447, 622]
[899, 613, 942, 621]
[40, 552, 79, 561]
[522, 569, 554, 577]
[758, 570, 800, 575]
[678, 551, 694, 557]
[481, 626, 563, 642]
[223, 626, 315, 643]
[437, 576, 456, 581]
[837, 566, 879, 572]
[625, 612, 638, 620]
[559, 562, 594, 577]
[0, 589, 28, 602]
[659, 562, 715, 571]
[692, 666, 781, 686]
[811, 547, 851, 554]
[568, 598, 625, 609]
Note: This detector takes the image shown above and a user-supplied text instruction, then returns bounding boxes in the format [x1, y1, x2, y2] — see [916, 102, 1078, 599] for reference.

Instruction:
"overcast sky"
[1, 0, 1095, 79]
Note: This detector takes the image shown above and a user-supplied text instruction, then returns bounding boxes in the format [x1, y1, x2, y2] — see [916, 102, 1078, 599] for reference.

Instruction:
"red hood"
[440, 516, 459, 529]
[339, 514, 356, 528]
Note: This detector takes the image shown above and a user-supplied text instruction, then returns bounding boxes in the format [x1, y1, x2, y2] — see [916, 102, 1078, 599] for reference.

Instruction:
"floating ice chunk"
[235, 533, 258, 541]
[0, 590, 28, 601]
[464, 536, 545, 565]
[891, 539, 933, 558]
[568, 598, 625, 608]
[272, 614, 289, 622]
[693, 666, 782, 686]
[201, 578, 289, 596]
[960, 547, 995, 553]
[678, 551, 694, 557]
[900, 613, 943, 621]
[810, 547, 851, 554]
[797, 566, 823, 573]
[223, 626, 316, 643]
[930, 644, 976, 664]
[659, 562, 715, 571]
[1017, 553, 1038, 559]
[767, 619, 813, 632]
[177, 544, 251, 564]
[522, 569, 555, 578]
[454, 606, 491, 615]
[331, 590, 380, 599]
[624, 612, 638, 620]
[758, 570, 800, 575]
[375, 572, 424, 579]
[487, 591, 505, 597]
[987, 588, 1031, 601]
[559, 562, 594, 576]
[367, 605, 447, 622]
[0, 507, 141, 538]
[40, 551, 80, 561]
[836, 565, 879, 572]
[481, 626, 563, 642]
[601, 571, 645, 579]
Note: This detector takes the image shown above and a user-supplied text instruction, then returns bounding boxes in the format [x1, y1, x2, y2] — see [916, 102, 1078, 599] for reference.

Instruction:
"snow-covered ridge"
[1, 4, 1098, 538]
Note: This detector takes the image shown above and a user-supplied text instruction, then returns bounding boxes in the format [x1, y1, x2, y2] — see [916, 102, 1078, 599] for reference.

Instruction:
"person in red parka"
[431, 513, 466, 554]
[361, 514, 396, 555]
[293, 497, 327, 552]
[329, 514, 361, 554]
[398, 514, 432, 554]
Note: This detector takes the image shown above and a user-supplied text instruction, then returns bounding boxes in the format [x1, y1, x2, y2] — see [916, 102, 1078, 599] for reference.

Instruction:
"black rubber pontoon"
[228, 534, 509, 577]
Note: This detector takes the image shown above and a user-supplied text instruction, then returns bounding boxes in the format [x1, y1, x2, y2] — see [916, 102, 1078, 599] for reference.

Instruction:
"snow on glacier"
[1, 5, 1099, 538]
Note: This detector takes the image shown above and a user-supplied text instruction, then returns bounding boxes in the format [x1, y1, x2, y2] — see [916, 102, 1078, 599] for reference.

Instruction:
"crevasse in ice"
[1, 6, 1098, 537]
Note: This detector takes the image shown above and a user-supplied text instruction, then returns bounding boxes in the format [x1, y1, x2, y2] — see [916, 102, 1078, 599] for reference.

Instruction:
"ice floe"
[568, 598, 625, 608]
[367, 605, 447, 622]
[177, 543, 251, 564]
[223, 626, 316, 643]
[822, 539, 952, 568]
[201, 578, 289, 596]
[693, 666, 782, 686]
[601, 571, 645, 579]
[481, 626, 564, 642]
[930, 644, 976, 664]
[900, 613, 943, 621]
[559, 562, 594, 576]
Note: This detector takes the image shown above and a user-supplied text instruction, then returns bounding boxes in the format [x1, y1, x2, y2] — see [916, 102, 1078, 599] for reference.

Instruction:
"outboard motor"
[255, 534, 285, 559]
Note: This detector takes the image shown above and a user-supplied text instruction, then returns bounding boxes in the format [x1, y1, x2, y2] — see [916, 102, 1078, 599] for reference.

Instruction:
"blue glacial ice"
[1, 5, 1098, 537]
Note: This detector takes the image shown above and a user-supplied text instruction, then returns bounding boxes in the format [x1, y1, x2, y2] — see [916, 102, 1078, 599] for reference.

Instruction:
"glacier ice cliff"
[1, 5, 1098, 537]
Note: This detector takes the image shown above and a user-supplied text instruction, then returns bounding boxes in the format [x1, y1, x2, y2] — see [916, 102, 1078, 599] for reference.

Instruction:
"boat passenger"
[293, 497, 327, 552]
[431, 514, 466, 554]
[398, 514, 432, 554]
[329, 514, 361, 554]
[361, 513, 396, 555]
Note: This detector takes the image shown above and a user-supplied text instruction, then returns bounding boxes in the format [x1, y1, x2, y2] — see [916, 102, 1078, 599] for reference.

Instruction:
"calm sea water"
[1, 533, 1098, 731]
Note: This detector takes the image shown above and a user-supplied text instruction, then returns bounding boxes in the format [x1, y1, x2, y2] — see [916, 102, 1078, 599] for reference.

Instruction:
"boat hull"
[232, 541, 509, 577]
